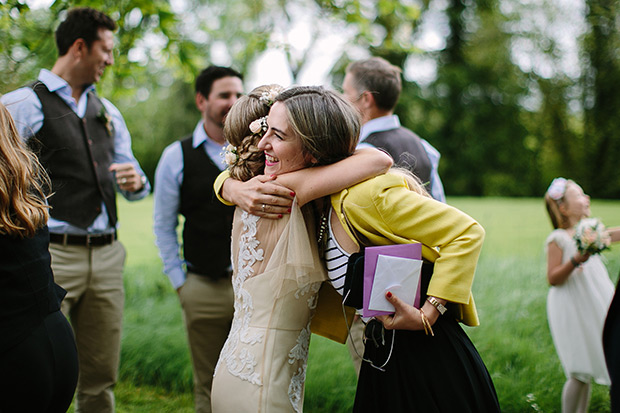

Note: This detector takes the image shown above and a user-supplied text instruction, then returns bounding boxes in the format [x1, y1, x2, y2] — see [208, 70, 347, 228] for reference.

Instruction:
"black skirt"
[353, 267, 500, 413]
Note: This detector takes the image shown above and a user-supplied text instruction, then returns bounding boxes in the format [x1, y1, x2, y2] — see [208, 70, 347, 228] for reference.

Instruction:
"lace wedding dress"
[211, 203, 326, 413]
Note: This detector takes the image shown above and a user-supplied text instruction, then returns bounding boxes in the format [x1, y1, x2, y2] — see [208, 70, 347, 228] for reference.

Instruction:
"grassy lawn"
[68, 195, 620, 412]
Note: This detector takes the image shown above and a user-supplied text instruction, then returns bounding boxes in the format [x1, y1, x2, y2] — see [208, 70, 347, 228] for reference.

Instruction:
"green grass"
[70, 195, 620, 412]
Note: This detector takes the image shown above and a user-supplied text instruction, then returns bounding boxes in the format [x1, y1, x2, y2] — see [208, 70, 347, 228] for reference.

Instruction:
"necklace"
[317, 209, 328, 245]
[315, 198, 331, 256]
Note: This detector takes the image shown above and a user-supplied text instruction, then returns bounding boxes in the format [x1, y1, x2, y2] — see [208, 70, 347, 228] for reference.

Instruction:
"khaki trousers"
[346, 316, 365, 377]
[50, 241, 126, 413]
[179, 272, 234, 413]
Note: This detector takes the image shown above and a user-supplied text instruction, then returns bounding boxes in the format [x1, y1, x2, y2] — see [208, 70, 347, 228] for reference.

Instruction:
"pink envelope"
[362, 243, 422, 317]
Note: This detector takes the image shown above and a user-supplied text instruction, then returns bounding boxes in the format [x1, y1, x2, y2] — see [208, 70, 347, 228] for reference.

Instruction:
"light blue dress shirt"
[1, 69, 150, 234]
[358, 114, 446, 203]
[153, 121, 228, 289]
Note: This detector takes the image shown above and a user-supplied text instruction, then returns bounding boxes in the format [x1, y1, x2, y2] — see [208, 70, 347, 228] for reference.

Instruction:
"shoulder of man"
[1, 85, 39, 109]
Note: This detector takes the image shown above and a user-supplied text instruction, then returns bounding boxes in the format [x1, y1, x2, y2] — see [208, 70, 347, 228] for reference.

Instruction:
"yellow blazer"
[330, 173, 484, 326]
[214, 170, 234, 206]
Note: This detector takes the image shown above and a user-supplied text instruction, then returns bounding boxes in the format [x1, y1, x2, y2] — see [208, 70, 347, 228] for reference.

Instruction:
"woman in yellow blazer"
[325, 171, 500, 412]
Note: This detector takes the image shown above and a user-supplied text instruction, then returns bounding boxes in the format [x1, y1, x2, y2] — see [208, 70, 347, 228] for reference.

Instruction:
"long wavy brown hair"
[0, 102, 50, 237]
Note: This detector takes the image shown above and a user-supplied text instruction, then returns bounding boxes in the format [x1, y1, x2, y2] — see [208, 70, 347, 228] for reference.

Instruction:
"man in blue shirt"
[153, 66, 243, 413]
[342, 56, 446, 203]
[1, 7, 149, 412]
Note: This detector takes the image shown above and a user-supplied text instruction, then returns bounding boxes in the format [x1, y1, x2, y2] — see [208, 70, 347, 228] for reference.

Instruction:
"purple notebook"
[362, 243, 422, 317]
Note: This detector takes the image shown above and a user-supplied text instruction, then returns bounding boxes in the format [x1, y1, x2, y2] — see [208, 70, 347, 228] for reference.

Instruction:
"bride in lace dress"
[211, 85, 392, 412]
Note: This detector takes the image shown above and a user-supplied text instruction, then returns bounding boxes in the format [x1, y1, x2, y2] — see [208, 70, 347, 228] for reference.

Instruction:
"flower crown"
[223, 116, 269, 167]
[260, 88, 280, 106]
[547, 177, 568, 201]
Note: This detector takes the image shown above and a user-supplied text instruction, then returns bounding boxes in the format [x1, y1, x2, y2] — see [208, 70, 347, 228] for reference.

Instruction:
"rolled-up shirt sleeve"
[153, 142, 186, 289]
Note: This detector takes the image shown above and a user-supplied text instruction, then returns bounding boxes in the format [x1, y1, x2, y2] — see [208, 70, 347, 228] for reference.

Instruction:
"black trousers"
[0, 311, 79, 413]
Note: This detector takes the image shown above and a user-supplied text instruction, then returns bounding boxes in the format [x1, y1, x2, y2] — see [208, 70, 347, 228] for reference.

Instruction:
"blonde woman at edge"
[210, 85, 392, 412]
[0, 102, 78, 412]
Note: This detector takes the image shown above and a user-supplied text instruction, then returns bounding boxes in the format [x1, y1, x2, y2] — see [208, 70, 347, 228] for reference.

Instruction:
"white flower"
[249, 116, 268, 135]
[223, 144, 238, 166]
[260, 89, 280, 106]
[249, 119, 263, 134]
[547, 177, 567, 201]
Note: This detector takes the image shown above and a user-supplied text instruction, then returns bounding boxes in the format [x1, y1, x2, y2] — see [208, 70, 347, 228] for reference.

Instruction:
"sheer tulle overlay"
[212, 203, 326, 413]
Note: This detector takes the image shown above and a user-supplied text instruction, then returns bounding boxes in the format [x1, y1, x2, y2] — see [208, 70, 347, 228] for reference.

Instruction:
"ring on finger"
[121, 178, 127, 184]
[261, 204, 266, 212]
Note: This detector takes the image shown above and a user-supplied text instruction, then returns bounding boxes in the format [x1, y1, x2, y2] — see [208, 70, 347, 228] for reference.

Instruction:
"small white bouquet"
[573, 217, 611, 255]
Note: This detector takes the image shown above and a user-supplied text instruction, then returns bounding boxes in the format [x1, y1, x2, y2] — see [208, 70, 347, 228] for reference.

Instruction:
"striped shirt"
[324, 210, 351, 295]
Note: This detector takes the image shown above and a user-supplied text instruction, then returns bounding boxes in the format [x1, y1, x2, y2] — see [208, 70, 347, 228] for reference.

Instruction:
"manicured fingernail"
[287, 208, 291, 213]
[278, 214, 283, 218]
[386, 291, 392, 298]
[290, 191, 296, 197]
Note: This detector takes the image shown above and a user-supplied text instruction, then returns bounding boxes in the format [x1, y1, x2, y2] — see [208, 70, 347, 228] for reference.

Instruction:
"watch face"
[428, 297, 446, 314]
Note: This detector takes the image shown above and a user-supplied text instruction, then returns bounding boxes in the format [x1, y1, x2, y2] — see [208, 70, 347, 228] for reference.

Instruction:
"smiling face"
[561, 182, 591, 225]
[80, 28, 115, 84]
[257, 102, 315, 176]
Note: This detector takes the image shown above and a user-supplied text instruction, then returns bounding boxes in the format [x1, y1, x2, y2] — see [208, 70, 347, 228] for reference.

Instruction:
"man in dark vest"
[1, 8, 150, 412]
[342, 56, 446, 203]
[153, 65, 242, 413]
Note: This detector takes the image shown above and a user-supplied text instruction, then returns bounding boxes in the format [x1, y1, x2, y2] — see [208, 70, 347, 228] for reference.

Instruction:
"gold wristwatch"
[427, 296, 447, 315]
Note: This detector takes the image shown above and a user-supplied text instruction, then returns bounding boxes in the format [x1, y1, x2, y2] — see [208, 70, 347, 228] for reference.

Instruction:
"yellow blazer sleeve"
[334, 174, 485, 325]
[213, 170, 235, 206]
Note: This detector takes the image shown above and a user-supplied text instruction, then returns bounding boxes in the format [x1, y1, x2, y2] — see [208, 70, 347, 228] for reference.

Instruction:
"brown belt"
[49, 232, 117, 247]
[187, 265, 232, 280]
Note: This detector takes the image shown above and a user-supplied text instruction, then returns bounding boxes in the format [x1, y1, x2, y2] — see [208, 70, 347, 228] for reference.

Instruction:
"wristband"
[570, 256, 579, 267]
[427, 296, 447, 315]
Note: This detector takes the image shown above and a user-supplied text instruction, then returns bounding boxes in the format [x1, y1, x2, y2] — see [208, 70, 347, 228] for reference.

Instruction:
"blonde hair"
[224, 84, 284, 181]
[389, 167, 431, 198]
[275, 86, 360, 166]
[0, 102, 50, 237]
[544, 179, 576, 229]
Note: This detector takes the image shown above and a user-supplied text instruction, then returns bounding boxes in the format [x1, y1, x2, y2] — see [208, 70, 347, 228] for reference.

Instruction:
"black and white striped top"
[324, 210, 352, 296]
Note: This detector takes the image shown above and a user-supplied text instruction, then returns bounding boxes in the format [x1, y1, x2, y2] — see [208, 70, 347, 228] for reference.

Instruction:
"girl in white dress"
[544, 177, 620, 413]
